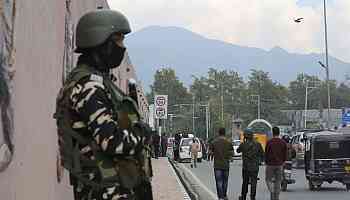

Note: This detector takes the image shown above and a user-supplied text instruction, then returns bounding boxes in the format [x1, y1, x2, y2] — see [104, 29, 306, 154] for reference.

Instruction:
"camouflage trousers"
[73, 180, 153, 200]
[73, 183, 135, 200]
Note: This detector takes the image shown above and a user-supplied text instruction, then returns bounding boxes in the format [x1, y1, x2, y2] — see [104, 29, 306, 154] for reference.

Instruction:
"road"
[179, 159, 349, 200]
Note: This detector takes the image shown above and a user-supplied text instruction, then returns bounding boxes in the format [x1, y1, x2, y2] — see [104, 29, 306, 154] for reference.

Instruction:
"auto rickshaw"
[303, 131, 350, 191]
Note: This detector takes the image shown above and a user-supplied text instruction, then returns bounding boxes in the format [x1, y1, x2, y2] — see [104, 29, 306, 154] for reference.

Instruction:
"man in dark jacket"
[211, 128, 233, 200]
[265, 127, 287, 200]
[237, 128, 264, 200]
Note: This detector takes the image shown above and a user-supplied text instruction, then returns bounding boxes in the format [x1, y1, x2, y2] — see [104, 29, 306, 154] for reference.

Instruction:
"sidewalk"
[152, 157, 190, 200]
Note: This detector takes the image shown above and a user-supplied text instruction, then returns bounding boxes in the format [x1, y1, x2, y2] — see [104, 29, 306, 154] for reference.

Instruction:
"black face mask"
[107, 43, 126, 68]
[98, 39, 126, 69]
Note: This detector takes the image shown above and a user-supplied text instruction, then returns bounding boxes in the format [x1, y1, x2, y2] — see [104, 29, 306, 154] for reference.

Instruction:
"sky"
[108, 0, 350, 63]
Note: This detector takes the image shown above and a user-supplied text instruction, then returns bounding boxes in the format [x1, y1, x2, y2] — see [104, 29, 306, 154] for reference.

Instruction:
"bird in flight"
[294, 17, 304, 23]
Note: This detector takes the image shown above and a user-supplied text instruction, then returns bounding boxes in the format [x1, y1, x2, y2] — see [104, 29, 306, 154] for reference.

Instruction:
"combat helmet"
[75, 9, 131, 52]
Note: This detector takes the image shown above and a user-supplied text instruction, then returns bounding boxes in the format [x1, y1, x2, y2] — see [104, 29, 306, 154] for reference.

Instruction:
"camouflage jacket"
[237, 140, 264, 172]
[58, 63, 143, 200]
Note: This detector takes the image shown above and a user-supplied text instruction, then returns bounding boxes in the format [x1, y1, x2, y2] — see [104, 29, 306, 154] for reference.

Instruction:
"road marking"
[179, 163, 217, 200]
[168, 160, 191, 200]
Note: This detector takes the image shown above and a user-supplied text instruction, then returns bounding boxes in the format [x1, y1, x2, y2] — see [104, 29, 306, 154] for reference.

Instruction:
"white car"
[232, 140, 242, 158]
[179, 137, 203, 163]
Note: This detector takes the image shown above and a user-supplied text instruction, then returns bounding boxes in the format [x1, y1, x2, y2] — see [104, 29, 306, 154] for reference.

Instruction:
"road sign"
[148, 104, 155, 129]
[154, 95, 168, 119]
[343, 112, 350, 123]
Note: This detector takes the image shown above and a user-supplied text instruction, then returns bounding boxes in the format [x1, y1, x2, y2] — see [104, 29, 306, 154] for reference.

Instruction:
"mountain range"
[125, 26, 350, 90]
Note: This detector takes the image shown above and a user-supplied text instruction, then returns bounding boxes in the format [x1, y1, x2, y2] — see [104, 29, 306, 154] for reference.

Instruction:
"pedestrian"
[54, 9, 152, 200]
[152, 134, 160, 159]
[208, 139, 214, 161]
[211, 128, 233, 200]
[190, 138, 200, 168]
[237, 128, 264, 200]
[200, 139, 207, 161]
[174, 133, 181, 161]
[265, 127, 287, 200]
[161, 135, 168, 157]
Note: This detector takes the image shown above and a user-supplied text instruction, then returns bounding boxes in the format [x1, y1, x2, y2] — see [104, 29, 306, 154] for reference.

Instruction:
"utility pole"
[257, 95, 261, 119]
[323, 0, 331, 129]
[250, 95, 261, 119]
[221, 83, 224, 122]
[304, 79, 320, 129]
[304, 81, 309, 129]
[206, 103, 209, 140]
[192, 95, 195, 133]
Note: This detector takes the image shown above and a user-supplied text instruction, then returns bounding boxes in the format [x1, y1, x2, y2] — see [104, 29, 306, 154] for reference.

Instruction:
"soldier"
[237, 128, 264, 200]
[54, 10, 152, 200]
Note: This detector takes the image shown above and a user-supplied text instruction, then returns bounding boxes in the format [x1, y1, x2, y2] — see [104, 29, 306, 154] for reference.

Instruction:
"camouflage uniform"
[67, 66, 141, 200]
[55, 10, 151, 200]
[237, 136, 264, 200]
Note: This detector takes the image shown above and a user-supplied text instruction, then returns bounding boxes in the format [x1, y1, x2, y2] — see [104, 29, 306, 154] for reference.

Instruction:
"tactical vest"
[54, 64, 143, 190]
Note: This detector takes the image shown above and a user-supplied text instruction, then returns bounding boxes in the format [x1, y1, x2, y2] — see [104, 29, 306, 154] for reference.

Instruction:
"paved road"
[180, 159, 349, 200]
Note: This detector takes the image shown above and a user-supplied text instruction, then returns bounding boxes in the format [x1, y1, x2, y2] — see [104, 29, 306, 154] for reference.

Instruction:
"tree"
[247, 69, 289, 125]
[150, 68, 191, 105]
[288, 73, 322, 110]
[148, 68, 192, 135]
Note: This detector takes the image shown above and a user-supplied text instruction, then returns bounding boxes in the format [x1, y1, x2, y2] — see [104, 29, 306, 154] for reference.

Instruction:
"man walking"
[190, 138, 200, 168]
[211, 128, 233, 200]
[265, 127, 287, 200]
[237, 128, 264, 200]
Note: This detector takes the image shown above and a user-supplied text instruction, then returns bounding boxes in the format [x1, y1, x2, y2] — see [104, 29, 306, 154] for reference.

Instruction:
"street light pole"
[257, 95, 261, 119]
[323, 0, 331, 129]
[192, 95, 195, 133]
[304, 81, 309, 129]
[221, 83, 224, 122]
[318, 61, 330, 129]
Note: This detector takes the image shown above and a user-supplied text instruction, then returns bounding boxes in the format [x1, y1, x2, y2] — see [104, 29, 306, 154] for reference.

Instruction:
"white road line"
[179, 163, 217, 200]
[168, 160, 191, 200]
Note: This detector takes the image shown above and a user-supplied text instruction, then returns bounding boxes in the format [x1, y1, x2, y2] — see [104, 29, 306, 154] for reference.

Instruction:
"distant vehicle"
[179, 137, 203, 163]
[232, 140, 241, 158]
[291, 129, 323, 168]
[304, 131, 350, 191]
[240, 119, 273, 151]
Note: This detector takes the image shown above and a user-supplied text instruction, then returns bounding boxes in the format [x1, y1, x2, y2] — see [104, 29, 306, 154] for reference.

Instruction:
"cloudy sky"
[108, 0, 350, 62]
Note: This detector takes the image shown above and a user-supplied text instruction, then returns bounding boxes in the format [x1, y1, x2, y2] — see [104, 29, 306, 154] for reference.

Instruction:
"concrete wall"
[0, 1, 148, 200]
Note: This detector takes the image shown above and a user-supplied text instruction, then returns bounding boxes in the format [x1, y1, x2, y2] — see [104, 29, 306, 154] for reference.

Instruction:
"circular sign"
[156, 96, 166, 107]
[156, 107, 166, 118]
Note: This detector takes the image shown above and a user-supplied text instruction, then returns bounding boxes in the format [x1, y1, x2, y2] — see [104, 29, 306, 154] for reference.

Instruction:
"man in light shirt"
[190, 138, 200, 168]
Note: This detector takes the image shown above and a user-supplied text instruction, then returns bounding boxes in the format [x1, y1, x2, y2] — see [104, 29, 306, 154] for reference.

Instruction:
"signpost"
[148, 104, 155, 130]
[154, 95, 168, 119]
[154, 95, 168, 137]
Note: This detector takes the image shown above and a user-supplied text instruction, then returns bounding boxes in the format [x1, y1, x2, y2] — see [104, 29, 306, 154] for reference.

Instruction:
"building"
[282, 109, 342, 130]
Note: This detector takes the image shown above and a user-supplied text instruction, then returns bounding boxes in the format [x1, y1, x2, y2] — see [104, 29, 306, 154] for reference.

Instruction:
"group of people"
[210, 127, 288, 200]
[54, 7, 292, 200]
[151, 134, 168, 159]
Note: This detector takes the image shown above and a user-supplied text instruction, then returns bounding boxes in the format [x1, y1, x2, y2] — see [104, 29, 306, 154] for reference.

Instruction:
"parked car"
[232, 140, 242, 158]
[179, 137, 203, 163]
